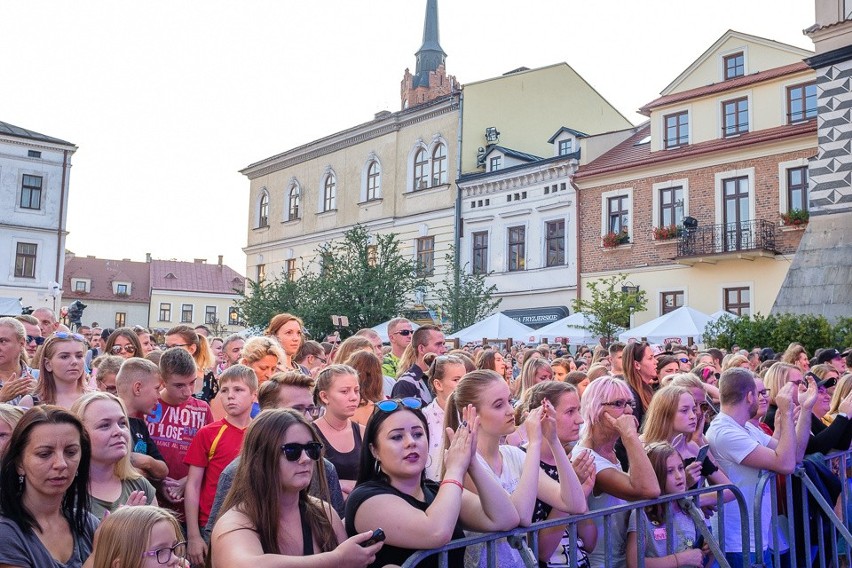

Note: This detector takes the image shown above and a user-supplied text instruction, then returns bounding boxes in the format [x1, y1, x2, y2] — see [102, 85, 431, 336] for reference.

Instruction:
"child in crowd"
[626, 443, 711, 568]
[91, 505, 186, 568]
[184, 364, 257, 565]
[146, 348, 213, 522]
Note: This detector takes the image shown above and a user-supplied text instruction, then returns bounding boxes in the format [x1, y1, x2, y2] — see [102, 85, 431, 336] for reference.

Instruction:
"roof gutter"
[55, 149, 69, 284]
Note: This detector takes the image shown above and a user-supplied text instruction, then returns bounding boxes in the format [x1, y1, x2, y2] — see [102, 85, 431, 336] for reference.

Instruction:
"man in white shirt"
[707, 367, 815, 567]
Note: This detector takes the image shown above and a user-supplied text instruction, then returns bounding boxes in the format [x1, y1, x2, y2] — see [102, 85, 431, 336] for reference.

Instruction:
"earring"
[374, 461, 382, 476]
[425, 454, 433, 469]
[18, 474, 24, 492]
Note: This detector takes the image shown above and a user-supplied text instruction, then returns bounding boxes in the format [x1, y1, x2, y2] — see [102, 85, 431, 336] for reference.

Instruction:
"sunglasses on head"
[110, 345, 137, 354]
[281, 441, 323, 462]
[26, 335, 45, 345]
[376, 397, 422, 413]
[54, 332, 85, 342]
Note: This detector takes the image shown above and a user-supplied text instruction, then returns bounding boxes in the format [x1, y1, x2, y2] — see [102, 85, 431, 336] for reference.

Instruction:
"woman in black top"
[210, 409, 381, 567]
[345, 398, 519, 568]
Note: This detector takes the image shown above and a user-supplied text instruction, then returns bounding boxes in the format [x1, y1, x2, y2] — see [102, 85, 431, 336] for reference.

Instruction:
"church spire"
[400, 0, 458, 109]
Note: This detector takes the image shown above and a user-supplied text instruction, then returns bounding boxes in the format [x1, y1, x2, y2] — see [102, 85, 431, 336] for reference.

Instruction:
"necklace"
[323, 415, 348, 432]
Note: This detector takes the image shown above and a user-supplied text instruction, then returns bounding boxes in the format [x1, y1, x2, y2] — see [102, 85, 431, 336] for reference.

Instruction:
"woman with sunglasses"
[103, 327, 144, 360]
[572, 375, 660, 568]
[445, 370, 587, 566]
[211, 409, 382, 567]
[801, 370, 852, 455]
[346, 397, 519, 568]
[0, 318, 37, 406]
[314, 364, 364, 500]
[20, 332, 91, 409]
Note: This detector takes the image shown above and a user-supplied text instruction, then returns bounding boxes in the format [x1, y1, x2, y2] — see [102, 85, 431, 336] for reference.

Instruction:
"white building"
[0, 121, 76, 312]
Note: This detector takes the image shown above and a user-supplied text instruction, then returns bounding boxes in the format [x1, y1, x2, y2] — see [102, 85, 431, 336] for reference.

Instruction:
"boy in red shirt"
[184, 364, 257, 565]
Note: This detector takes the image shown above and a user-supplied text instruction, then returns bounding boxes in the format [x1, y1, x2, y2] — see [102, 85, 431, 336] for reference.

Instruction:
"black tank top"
[298, 500, 313, 556]
[315, 422, 362, 481]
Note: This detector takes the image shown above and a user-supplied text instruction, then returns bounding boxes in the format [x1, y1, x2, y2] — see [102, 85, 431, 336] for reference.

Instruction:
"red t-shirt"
[184, 418, 247, 526]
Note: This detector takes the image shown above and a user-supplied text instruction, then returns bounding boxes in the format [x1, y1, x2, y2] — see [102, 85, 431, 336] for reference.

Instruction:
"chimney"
[217, 255, 223, 267]
[194, 258, 206, 264]
[145, 252, 152, 263]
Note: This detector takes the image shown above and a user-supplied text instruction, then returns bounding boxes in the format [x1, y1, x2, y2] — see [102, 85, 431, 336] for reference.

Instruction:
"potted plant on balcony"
[602, 230, 630, 248]
[780, 209, 809, 227]
[652, 224, 684, 241]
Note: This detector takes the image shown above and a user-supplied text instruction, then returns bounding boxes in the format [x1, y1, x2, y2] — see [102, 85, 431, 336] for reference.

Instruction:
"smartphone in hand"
[362, 528, 385, 547]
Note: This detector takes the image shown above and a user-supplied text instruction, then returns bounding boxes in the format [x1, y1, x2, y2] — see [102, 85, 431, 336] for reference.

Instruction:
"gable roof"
[661, 30, 813, 96]
[150, 260, 245, 295]
[0, 120, 75, 147]
[547, 126, 590, 143]
[63, 257, 151, 303]
[483, 145, 543, 163]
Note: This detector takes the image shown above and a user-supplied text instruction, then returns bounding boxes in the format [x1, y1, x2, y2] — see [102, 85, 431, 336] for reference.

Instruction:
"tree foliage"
[703, 313, 852, 353]
[236, 224, 427, 339]
[430, 247, 501, 333]
[571, 274, 647, 344]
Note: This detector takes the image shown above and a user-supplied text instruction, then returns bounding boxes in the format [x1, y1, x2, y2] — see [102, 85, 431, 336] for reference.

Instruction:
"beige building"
[574, 31, 816, 325]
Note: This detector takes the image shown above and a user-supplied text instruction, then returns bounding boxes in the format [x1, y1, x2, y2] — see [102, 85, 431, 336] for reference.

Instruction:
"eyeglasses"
[54, 332, 85, 342]
[376, 397, 422, 413]
[166, 343, 191, 349]
[281, 441, 323, 462]
[757, 389, 770, 398]
[291, 404, 325, 420]
[26, 335, 45, 345]
[110, 345, 137, 355]
[313, 355, 327, 364]
[601, 399, 636, 409]
[394, 329, 414, 337]
[141, 541, 186, 564]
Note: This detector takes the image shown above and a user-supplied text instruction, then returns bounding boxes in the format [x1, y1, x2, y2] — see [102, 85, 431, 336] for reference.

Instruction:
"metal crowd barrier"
[753, 448, 852, 568]
[400, 484, 749, 568]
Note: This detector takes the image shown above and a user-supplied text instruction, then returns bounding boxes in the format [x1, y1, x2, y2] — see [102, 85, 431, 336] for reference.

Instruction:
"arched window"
[366, 161, 381, 201]
[287, 185, 300, 220]
[322, 174, 336, 212]
[258, 192, 269, 227]
[432, 143, 447, 186]
[413, 148, 429, 191]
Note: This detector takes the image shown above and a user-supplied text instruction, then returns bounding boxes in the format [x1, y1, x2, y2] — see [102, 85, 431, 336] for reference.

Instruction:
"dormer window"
[724, 52, 744, 80]
[558, 139, 573, 156]
[114, 282, 131, 296]
[72, 278, 90, 293]
[489, 156, 502, 172]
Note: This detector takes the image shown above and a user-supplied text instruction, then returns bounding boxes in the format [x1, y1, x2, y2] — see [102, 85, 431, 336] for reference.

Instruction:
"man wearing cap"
[817, 349, 847, 375]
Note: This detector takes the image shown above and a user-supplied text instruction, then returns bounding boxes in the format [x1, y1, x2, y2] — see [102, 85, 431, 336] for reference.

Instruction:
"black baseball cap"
[817, 349, 842, 365]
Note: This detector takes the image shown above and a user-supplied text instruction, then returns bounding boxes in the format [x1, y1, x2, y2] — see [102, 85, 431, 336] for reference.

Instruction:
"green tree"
[571, 274, 647, 344]
[703, 312, 850, 354]
[430, 247, 501, 333]
[235, 270, 302, 329]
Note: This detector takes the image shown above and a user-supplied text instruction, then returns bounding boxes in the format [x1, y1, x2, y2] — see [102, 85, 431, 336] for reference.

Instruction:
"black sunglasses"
[394, 329, 414, 336]
[281, 442, 323, 462]
[376, 397, 422, 413]
[26, 335, 45, 345]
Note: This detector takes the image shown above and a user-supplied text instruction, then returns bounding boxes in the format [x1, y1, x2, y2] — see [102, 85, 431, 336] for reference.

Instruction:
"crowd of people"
[0, 307, 850, 567]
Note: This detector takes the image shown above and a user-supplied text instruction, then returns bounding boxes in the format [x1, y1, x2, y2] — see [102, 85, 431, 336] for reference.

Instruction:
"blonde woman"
[762, 362, 804, 430]
[0, 403, 25, 457]
[221, 336, 286, 420]
[72, 391, 156, 519]
[721, 353, 751, 371]
[781, 343, 810, 374]
[21, 332, 91, 409]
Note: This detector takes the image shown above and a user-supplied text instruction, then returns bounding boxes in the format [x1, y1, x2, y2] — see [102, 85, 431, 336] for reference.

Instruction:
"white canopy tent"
[0, 297, 23, 316]
[370, 319, 420, 343]
[709, 310, 738, 323]
[529, 312, 614, 346]
[618, 306, 713, 345]
[448, 313, 535, 345]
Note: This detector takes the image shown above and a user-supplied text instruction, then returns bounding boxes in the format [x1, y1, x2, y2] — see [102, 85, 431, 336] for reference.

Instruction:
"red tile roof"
[574, 120, 816, 180]
[150, 260, 245, 294]
[639, 62, 811, 116]
[64, 257, 151, 303]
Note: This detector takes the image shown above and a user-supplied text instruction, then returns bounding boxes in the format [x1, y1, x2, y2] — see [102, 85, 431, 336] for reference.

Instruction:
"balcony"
[675, 219, 778, 265]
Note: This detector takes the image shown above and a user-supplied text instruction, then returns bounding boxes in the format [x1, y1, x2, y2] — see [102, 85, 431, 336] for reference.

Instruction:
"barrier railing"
[400, 484, 750, 568]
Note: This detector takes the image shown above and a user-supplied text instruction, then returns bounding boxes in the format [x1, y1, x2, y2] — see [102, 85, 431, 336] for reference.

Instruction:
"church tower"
[400, 0, 459, 109]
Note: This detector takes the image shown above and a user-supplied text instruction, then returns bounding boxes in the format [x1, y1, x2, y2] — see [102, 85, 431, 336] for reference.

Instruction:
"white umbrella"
[370, 319, 420, 343]
[709, 310, 737, 323]
[618, 306, 713, 345]
[448, 313, 536, 344]
[529, 312, 613, 346]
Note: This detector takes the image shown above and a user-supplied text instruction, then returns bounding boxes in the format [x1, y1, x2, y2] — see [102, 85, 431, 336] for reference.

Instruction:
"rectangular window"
[545, 220, 565, 267]
[116, 284, 128, 295]
[20, 174, 43, 210]
[722, 97, 749, 137]
[181, 304, 193, 323]
[724, 52, 744, 79]
[787, 82, 817, 123]
[228, 307, 239, 325]
[607, 195, 629, 234]
[114, 313, 126, 328]
[787, 166, 809, 212]
[507, 226, 526, 272]
[74, 280, 87, 292]
[286, 259, 297, 281]
[472, 231, 488, 275]
[664, 111, 689, 148]
[257, 264, 266, 282]
[659, 186, 684, 227]
[205, 306, 217, 325]
[14, 242, 37, 278]
[724, 287, 750, 316]
[416, 237, 435, 277]
[490, 156, 502, 171]
[661, 291, 684, 315]
[558, 139, 572, 155]
[27, 150, 41, 158]
[159, 303, 171, 322]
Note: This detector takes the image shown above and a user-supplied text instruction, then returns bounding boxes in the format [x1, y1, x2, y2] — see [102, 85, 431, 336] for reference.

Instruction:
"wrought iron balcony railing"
[677, 218, 778, 258]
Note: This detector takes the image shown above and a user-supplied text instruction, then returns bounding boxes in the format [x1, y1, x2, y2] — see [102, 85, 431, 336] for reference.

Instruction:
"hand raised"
[775, 382, 796, 414]
[799, 375, 819, 412]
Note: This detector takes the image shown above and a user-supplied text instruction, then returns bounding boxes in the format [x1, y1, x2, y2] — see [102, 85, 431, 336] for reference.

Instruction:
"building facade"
[574, 31, 817, 325]
[0, 121, 76, 311]
[63, 253, 151, 329]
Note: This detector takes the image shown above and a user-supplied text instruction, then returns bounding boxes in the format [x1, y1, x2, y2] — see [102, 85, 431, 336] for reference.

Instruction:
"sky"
[1, 1, 815, 277]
